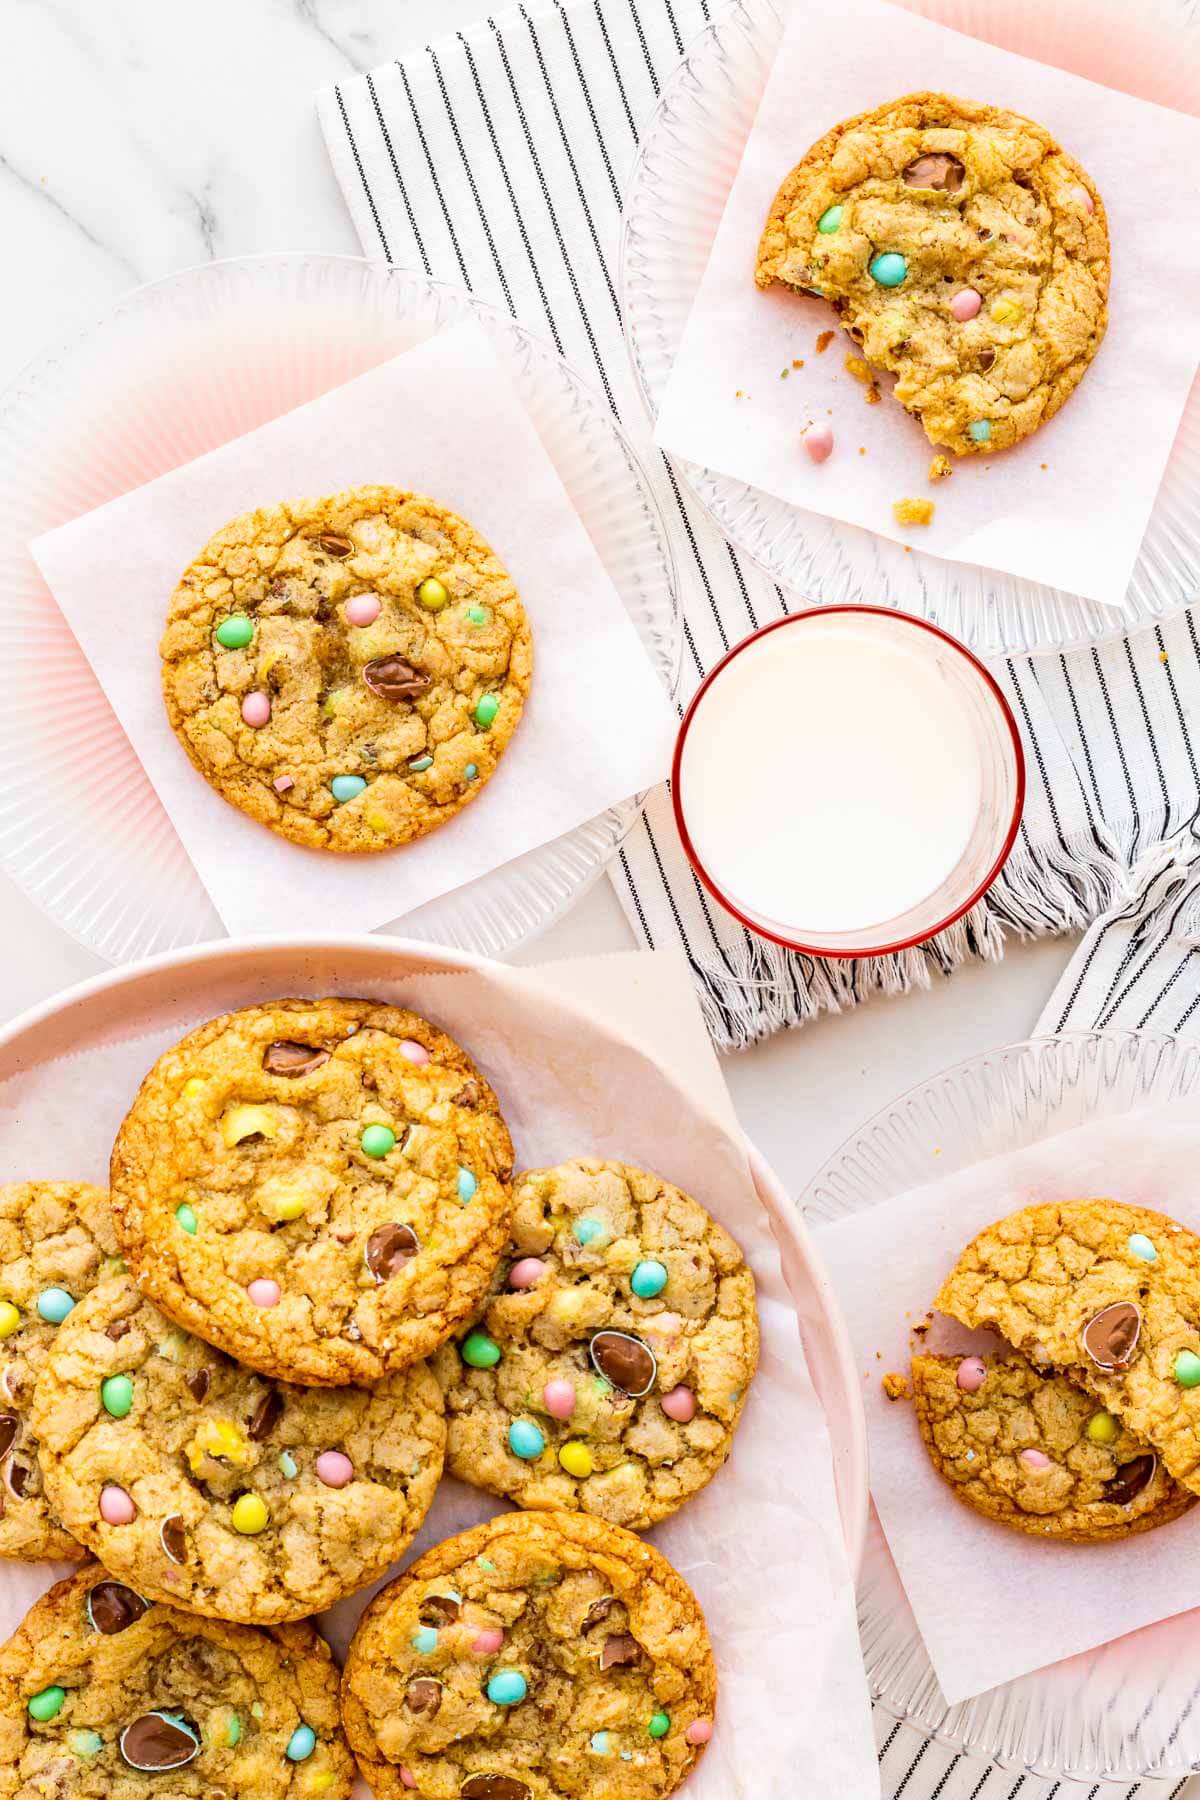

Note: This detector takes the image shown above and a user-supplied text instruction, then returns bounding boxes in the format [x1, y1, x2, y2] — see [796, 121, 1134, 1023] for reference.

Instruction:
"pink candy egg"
[315, 1450, 355, 1489]
[398, 1039, 429, 1065]
[1070, 184, 1094, 213]
[399, 1770, 418, 1791]
[345, 594, 381, 627]
[686, 1720, 714, 1746]
[247, 1279, 281, 1308]
[662, 1385, 696, 1423]
[955, 1356, 987, 1393]
[509, 1257, 547, 1290]
[805, 422, 834, 463]
[100, 1484, 136, 1525]
[471, 1627, 504, 1656]
[241, 691, 271, 728]
[949, 287, 981, 322]
[1020, 1449, 1052, 1470]
[543, 1379, 576, 1420]
[273, 775, 294, 794]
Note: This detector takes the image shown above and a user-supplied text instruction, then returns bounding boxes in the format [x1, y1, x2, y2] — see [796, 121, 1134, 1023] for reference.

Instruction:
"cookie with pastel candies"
[909, 1348, 1194, 1541]
[0, 1179, 122, 1560]
[431, 1158, 760, 1530]
[108, 997, 514, 1385]
[0, 1563, 356, 1796]
[31, 1274, 445, 1623]
[756, 91, 1110, 456]
[159, 484, 533, 853]
[340, 1508, 717, 1800]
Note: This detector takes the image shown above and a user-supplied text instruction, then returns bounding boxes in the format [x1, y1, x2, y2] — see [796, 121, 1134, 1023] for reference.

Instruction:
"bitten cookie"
[109, 998, 514, 1385]
[935, 1200, 1200, 1495]
[756, 92, 1109, 455]
[160, 485, 533, 852]
[0, 1180, 120, 1560]
[340, 1509, 717, 1800]
[0, 1564, 355, 1797]
[431, 1159, 759, 1530]
[32, 1275, 445, 1622]
[910, 1349, 1193, 1541]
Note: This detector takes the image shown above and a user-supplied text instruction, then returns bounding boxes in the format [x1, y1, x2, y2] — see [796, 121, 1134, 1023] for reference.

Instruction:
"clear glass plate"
[620, 0, 1200, 659]
[0, 254, 680, 965]
[803, 1028, 1200, 1781]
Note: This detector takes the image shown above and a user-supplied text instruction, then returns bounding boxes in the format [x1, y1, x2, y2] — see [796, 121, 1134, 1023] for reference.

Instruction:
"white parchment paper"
[30, 322, 677, 939]
[816, 1100, 1200, 1705]
[0, 948, 877, 1799]
[653, 0, 1200, 611]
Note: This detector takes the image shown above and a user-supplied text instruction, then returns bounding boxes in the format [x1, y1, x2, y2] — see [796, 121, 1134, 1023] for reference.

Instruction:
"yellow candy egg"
[221, 1104, 277, 1148]
[0, 1302, 20, 1339]
[181, 1078, 206, 1102]
[558, 1441, 594, 1479]
[990, 297, 1021, 324]
[365, 809, 390, 834]
[187, 1417, 252, 1472]
[1086, 1410, 1119, 1445]
[304, 1775, 337, 1796]
[231, 1493, 270, 1535]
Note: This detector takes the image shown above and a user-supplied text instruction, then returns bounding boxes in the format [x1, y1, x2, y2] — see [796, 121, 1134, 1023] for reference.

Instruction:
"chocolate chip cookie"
[910, 1349, 1194, 1541]
[160, 485, 533, 852]
[756, 92, 1110, 455]
[0, 1563, 355, 1797]
[340, 1509, 717, 1800]
[431, 1159, 759, 1531]
[32, 1275, 445, 1622]
[935, 1200, 1200, 1495]
[109, 998, 514, 1385]
[0, 1180, 121, 1560]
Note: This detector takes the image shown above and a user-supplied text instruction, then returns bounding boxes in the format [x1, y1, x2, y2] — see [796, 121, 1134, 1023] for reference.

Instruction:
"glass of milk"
[672, 608, 1024, 956]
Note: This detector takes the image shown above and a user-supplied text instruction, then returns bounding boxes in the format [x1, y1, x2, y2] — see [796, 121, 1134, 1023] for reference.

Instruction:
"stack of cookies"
[0, 997, 761, 1798]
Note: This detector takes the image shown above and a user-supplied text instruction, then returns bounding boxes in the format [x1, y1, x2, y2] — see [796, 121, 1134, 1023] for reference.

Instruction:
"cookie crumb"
[928, 456, 953, 483]
[882, 1372, 911, 1403]
[844, 355, 872, 385]
[865, 385, 881, 404]
[815, 330, 834, 354]
[779, 367, 790, 379]
[893, 497, 935, 527]
[858, 446, 866, 455]
[792, 358, 804, 369]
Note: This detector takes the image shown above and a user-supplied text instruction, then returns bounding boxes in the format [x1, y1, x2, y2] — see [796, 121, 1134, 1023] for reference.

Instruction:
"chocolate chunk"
[580, 1596, 615, 1634]
[263, 1040, 331, 1078]
[5, 1461, 30, 1498]
[419, 1594, 461, 1627]
[589, 1330, 657, 1398]
[452, 1079, 482, 1108]
[106, 1319, 131, 1342]
[315, 534, 354, 558]
[161, 1515, 188, 1564]
[1082, 1301, 1141, 1373]
[87, 1579, 149, 1635]
[461, 1780, 530, 1800]
[600, 1633, 641, 1670]
[977, 227, 992, 240]
[902, 153, 965, 192]
[1103, 1454, 1156, 1505]
[365, 1222, 420, 1281]
[185, 1368, 211, 1404]
[363, 656, 432, 703]
[978, 349, 996, 372]
[119, 1712, 201, 1771]
[0, 1415, 15, 1460]
[248, 1388, 284, 1441]
[406, 1677, 442, 1716]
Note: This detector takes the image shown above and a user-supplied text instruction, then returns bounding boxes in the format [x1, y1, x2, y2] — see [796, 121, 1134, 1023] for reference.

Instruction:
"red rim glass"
[670, 606, 1026, 958]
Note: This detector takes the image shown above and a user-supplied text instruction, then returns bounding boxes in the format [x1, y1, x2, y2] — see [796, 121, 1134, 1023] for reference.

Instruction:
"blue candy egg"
[508, 1420, 545, 1461]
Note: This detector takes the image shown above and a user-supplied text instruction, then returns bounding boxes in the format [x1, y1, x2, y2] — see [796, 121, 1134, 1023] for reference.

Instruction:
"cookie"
[756, 92, 1110, 455]
[31, 1274, 445, 1622]
[910, 1349, 1194, 1541]
[109, 998, 514, 1385]
[160, 485, 533, 853]
[0, 1563, 355, 1798]
[340, 1509, 717, 1800]
[935, 1200, 1200, 1494]
[0, 1180, 120, 1560]
[431, 1159, 759, 1530]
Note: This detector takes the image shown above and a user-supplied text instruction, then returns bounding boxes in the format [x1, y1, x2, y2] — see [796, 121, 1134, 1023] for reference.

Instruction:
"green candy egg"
[462, 1331, 501, 1369]
[69, 1728, 104, 1758]
[466, 605, 489, 625]
[968, 419, 992, 443]
[360, 1123, 397, 1159]
[215, 615, 254, 650]
[474, 693, 500, 729]
[175, 1204, 198, 1236]
[868, 252, 908, 288]
[1175, 1350, 1200, 1388]
[649, 1711, 671, 1739]
[28, 1685, 66, 1722]
[408, 754, 434, 773]
[817, 205, 844, 234]
[464, 763, 479, 782]
[101, 1374, 134, 1418]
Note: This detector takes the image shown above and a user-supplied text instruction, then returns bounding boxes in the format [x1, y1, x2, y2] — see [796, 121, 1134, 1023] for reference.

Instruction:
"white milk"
[678, 616, 984, 936]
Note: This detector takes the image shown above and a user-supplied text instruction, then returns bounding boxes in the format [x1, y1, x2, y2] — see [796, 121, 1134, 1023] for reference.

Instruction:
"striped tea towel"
[317, 0, 1200, 1054]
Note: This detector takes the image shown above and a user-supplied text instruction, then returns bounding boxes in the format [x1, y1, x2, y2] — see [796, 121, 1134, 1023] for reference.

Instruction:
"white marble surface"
[0, 0, 1079, 1199]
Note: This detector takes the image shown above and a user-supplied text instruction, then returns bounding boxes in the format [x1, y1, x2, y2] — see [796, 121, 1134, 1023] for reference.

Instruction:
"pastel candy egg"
[315, 1450, 354, 1489]
[272, 776, 294, 794]
[1175, 1350, 1200, 1388]
[559, 1441, 593, 1478]
[649, 1711, 671, 1739]
[28, 1686, 66, 1722]
[101, 1375, 134, 1418]
[1086, 1410, 1119, 1445]
[100, 1484, 136, 1525]
[345, 594, 381, 627]
[955, 1356, 987, 1393]
[573, 1216, 607, 1247]
[509, 1420, 545, 1460]
[286, 1725, 316, 1762]
[241, 691, 271, 728]
[1019, 1449, 1052, 1470]
[1070, 184, 1095, 212]
[591, 1731, 612, 1756]
[417, 577, 449, 611]
[509, 1257, 547, 1289]
[361, 1124, 396, 1158]
[487, 1670, 528, 1706]
[868, 252, 907, 287]
[471, 1627, 504, 1655]
[399, 1039, 429, 1065]
[949, 288, 981, 322]
[968, 419, 992, 443]
[631, 1259, 668, 1299]
[280, 1451, 298, 1479]
[215, 615, 254, 649]
[70, 1727, 105, 1757]
[36, 1288, 75, 1324]
[817, 204, 843, 234]
[687, 1719, 714, 1746]
[247, 1278, 281, 1308]
[408, 755, 434, 773]
[1128, 1233, 1157, 1264]
[466, 605, 489, 625]
[0, 1302, 20, 1338]
[662, 1385, 696, 1423]
[543, 1379, 576, 1420]
[474, 693, 500, 729]
[331, 775, 367, 803]
[400, 1771, 419, 1790]
[411, 1627, 439, 1655]
[464, 763, 478, 781]
[462, 1332, 501, 1369]
[805, 422, 834, 463]
[231, 1493, 269, 1534]
[457, 1167, 478, 1204]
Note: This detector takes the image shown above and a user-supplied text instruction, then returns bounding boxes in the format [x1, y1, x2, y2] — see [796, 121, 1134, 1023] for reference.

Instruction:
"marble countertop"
[0, 0, 1077, 1195]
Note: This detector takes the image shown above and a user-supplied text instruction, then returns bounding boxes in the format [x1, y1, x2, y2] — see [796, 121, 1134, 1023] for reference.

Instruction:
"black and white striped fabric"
[318, 5, 1200, 1789]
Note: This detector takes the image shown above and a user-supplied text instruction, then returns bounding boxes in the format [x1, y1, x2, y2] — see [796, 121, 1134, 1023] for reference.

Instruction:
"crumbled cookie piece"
[815, 330, 834, 353]
[893, 498, 935, 527]
[928, 455, 953, 482]
[882, 1371, 911, 1402]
